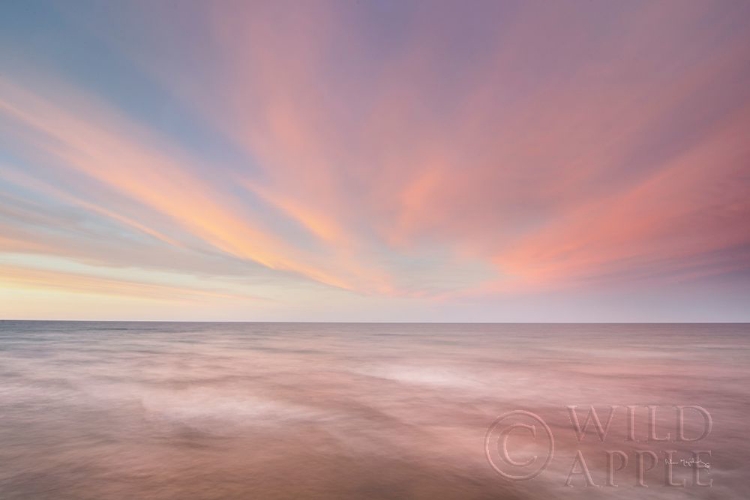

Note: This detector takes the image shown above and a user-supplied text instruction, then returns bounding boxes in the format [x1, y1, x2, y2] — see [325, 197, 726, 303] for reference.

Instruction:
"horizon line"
[2, 319, 748, 325]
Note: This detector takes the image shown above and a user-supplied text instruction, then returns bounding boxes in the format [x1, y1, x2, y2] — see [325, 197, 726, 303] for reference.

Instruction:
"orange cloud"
[0, 264, 264, 302]
[0, 78, 383, 292]
[2, 0, 749, 316]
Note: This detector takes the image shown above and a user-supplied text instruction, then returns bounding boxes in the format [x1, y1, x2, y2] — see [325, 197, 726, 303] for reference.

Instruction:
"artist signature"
[665, 458, 710, 469]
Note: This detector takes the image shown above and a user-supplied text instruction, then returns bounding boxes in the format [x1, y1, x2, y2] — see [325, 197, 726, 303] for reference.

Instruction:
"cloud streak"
[1, 0, 749, 320]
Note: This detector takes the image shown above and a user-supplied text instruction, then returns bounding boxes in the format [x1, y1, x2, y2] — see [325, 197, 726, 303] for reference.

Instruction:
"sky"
[1, 0, 749, 322]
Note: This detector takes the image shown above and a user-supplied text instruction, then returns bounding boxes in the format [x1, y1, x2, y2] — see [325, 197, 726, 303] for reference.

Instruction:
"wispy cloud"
[1, 0, 749, 320]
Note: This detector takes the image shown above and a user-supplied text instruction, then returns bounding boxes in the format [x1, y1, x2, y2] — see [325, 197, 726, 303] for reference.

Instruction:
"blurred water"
[0, 321, 748, 499]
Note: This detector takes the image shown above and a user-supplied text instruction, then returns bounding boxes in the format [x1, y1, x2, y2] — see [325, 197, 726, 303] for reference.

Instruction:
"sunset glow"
[1, 1, 749, 321]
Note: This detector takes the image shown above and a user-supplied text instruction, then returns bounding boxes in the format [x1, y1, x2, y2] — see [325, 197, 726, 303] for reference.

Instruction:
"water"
[0, 322, 748, 499]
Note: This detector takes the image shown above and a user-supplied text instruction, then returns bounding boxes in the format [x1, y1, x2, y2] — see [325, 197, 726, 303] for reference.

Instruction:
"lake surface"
[0, 322, 748, 499]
